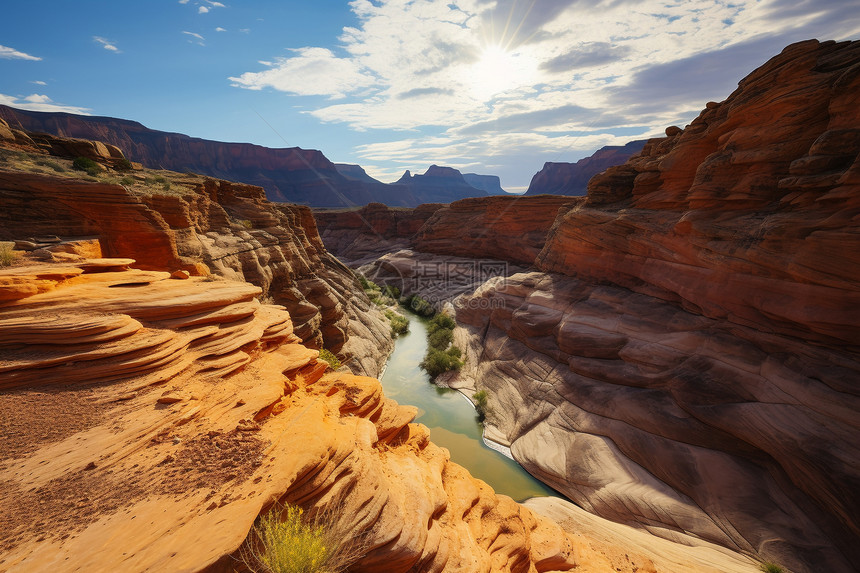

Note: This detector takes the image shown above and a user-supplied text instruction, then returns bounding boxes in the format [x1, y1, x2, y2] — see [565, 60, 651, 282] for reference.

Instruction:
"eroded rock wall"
[0, 168, 391, 377]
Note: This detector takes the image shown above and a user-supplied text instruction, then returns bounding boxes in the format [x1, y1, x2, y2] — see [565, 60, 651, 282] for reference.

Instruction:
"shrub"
[381, 284, 400, 299]
[0, 243, 17, 267]
[384, 309, 409, 337]
[759, 562, 785, 573]
[318, 348, 341, 370]
[72, 156, 99, 172]
[473, 389, 489, 421]
[404, 293, 435, 317]
[241, 501, 364, 573]
[428, 328, 452, 350]
[115, 158, 133, 171]
[427, 312, 456, 333]
[120, 176, 135, 186]
[238, 219, 253, 229]
[420, 347, 463, 378]
[357, 274, 378, 292]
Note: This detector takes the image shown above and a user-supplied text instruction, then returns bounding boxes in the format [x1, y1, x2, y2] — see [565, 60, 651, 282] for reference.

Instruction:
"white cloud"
[229, 47, 377, 98]
[0, 93, 90, 115]
[179, 0, 190, 3]
[231, 0, 860, 185]
[31, 80, 47, 86]
[93, 36, 120, 53]
[183, 31, 206, 45]
[215, 27, 227, 32]
[198, 6, 209, 13]
[0, 44, 42, 61]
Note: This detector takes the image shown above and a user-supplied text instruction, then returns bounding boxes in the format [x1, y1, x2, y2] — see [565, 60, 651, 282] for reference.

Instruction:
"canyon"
[0, 121, 758, 572]
[315, 39, 860, 573]
[0, 36, 857, 573]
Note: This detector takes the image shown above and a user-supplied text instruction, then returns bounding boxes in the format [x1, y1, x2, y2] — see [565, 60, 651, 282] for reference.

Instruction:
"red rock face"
[538, 39, 860, 348]
[524, 140, 646, 196]
[414, 195, 579, 265]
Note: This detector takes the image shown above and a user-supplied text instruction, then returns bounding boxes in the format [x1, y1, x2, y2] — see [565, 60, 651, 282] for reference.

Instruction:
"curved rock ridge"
[0, 261, 748, 573]
[0, 164, 391, 377]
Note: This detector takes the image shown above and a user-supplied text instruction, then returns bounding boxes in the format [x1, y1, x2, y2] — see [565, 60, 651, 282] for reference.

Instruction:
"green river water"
[379, 311, 555, 502]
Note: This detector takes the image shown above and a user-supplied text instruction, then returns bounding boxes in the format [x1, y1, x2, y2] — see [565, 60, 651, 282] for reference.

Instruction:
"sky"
[2, 1, 859, 192]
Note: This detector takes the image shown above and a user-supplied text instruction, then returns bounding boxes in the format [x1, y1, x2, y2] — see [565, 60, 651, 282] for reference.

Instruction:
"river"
[379, 310, 555, 502]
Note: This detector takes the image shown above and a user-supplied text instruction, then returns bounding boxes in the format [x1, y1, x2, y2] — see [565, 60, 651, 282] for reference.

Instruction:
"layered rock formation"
[0, 142, 391, 377]
[445, 39, 860, 573]
[0, 107, 507, 208]
[463, 173, 506, 195]
[315, 202, 444, 264]
[525, 140, 646, 196]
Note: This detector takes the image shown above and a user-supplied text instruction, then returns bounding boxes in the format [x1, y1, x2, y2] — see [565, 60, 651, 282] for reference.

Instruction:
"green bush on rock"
[384, 309, 409, 337]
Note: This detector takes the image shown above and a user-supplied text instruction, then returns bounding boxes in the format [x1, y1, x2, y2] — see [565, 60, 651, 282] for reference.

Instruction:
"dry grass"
[241, 495, 367, 573]
[0, 242, 18, 267]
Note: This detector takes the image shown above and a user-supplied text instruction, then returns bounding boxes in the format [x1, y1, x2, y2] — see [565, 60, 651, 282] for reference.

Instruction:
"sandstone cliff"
[449, 39, 860, 573]
[525, 140, 646, 196]
[0, 137, 391, 378]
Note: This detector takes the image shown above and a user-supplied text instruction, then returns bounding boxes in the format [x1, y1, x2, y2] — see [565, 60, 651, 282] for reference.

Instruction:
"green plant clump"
[473, 389, 489, 421]
[115, 158, 133, 171]
[72, 156, 101, 177]
[420, 312, 463, 378]
[404, 293, 435, 317]
[759, 562, 786, 573]
[242, 502, 363, 573]
[384, 309, 409, 337]
[318, 348, 341, 370]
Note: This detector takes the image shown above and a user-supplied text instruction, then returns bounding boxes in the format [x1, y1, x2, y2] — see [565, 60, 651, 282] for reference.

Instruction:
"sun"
[467, 44, 537, 101]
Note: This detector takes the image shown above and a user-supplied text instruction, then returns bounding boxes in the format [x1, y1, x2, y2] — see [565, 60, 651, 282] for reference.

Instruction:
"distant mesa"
[525, 139, 646, 196]
[462, 173, 505, 195]
[0, 105, 505, 208]
[395, 164, 494, 204]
